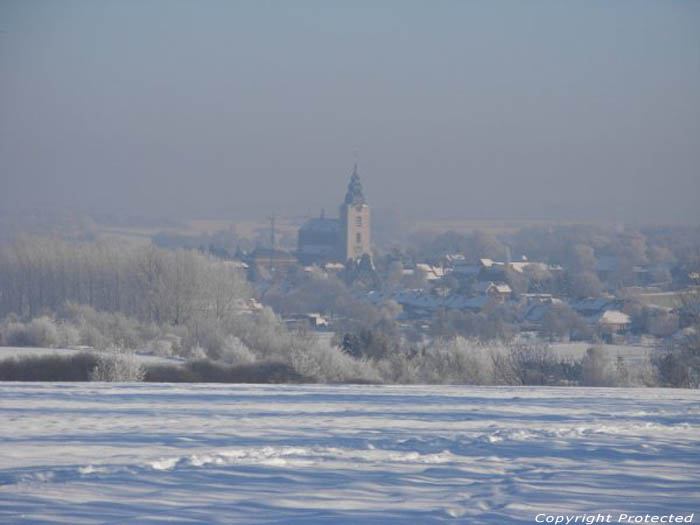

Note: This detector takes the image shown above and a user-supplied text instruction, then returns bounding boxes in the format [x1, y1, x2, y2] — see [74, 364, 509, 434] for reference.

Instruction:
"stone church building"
[297, 164, 371, 265]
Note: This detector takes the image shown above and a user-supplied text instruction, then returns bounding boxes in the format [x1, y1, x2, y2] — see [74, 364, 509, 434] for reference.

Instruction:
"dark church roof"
[344, 164, 366, 206]
[299, 217, 340, 233]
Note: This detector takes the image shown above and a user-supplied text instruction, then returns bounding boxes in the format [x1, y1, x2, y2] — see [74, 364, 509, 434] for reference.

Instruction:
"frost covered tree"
[653, 328, 700, 388]
[0, 237, 251, 326]
[581, 347, 616, 387]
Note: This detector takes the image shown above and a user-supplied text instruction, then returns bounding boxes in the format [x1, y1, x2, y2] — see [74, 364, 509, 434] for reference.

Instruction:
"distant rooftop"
[299, 217, 339, 233]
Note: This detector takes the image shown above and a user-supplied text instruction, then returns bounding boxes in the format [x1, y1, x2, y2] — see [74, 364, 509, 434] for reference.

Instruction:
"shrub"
[183, 360, 307, 383]
[218, 335, 257, 365]
[651, 326, 700, 388]
[231, 307, 293, 361]
[1, 317, 59, 347]
[581, 346, 617, 386]
[78, 322, 110, 350]
[89, 348, 145, 382]
[184, 344, 208, 361]
[26, 317, 59, 347]
[415, 337, 491, 385]
[149, 338, 174, 358]
[290, 341, 381, 384]
[56, 322, 81, 347]
[341, 326, 395, 360]
[143, 364, 198, 382]
[0, 352, 99, 381]
[492, 342, 581, 386]
[3, 321, 33, 346]
[375, 347, 423, 384]
[63, 303, 151, 350]
[182, 316, 227, 358]
[653, 344, 700, 388]
[653, 350, 699, 388]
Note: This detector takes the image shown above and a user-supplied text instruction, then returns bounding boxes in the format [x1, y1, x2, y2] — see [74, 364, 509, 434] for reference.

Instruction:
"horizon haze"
[1, 0, 699, 224]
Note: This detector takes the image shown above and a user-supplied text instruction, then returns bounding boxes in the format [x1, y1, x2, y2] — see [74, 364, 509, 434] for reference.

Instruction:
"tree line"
[0, 237, 250, 324]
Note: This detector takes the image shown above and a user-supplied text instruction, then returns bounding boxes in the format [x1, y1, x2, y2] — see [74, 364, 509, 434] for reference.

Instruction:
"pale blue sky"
[1, 0, 699, 222]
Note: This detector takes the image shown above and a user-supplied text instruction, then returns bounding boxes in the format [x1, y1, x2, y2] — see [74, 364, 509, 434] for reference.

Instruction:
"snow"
[593, 310, 632, 326]
[1, 383, 699, 524]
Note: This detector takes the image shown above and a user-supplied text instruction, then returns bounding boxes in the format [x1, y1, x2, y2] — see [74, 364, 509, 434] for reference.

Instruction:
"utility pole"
[267, 214, 276, 250]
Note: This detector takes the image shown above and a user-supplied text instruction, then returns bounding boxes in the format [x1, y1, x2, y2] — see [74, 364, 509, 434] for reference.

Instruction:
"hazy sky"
[1, 0, 699, 223]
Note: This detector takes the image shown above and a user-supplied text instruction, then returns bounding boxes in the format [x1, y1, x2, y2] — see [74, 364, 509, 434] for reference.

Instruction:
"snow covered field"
[1, 384, 698, 524]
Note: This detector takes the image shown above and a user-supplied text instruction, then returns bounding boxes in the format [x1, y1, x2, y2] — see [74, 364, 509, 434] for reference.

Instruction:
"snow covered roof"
[476, 281, 511, 295]
[509, 261, 550, 274]
[593, 310, 631, 326]
[226, 260, 249, 270]
[415, 264, 448, 280]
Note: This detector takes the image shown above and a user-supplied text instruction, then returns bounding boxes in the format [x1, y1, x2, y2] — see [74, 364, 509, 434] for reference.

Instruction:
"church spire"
[344, 163, 366, 205]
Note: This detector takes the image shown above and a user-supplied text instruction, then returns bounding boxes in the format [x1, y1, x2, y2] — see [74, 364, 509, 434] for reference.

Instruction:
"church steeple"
[339, 162, 371, 263]
[344, 163, 366, 206]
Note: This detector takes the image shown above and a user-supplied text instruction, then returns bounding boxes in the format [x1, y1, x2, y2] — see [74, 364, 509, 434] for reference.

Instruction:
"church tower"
[339, 164, 371, 263]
